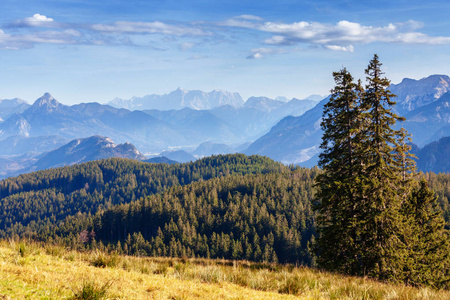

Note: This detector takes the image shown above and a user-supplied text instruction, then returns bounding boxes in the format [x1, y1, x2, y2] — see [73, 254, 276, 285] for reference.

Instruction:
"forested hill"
[0, 154, 287, 237]
[0, 153, 448, 266]
[49, 169, 318, 264]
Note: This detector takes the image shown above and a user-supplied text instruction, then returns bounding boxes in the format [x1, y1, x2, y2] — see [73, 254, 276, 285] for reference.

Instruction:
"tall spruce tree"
[356, 54, 409, 281]
[315, 54, 450, 286]
[314, 68, 364, 274]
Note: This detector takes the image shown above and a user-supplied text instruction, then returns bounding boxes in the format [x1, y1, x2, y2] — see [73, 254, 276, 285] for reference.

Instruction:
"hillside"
[76, 170, 317, 264]
[0, 135, 148, 179]
[2, 240, 449, 299]
[0, 154, 286, 237]
[1, 154, 449, 267]
[244, 98, 326, 164]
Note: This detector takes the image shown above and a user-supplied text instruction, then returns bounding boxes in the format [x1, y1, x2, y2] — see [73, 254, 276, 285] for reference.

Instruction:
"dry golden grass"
[0, 240, 449, 299]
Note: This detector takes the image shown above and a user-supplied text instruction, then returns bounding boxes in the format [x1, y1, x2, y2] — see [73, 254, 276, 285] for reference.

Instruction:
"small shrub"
[278, 275, 304, 296]
[90, 251, 119, 268]
[71, 280, 112, 300]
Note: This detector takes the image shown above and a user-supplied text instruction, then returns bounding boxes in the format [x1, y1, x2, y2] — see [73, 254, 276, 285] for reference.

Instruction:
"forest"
[0, 154, 448, 270]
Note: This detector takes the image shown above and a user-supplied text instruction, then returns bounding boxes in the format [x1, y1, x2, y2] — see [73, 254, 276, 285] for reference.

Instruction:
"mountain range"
[0, 76, 449, 179]
[108, 88, 323, 112]
[109, 88, 244, 111]
[0, 91, 318, 156]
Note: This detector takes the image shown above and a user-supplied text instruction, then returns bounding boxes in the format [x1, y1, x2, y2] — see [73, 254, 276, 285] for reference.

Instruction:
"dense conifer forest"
[56, 170, 317, 264]
[0, 153, 448, 272]
[0, 154, 286, 237]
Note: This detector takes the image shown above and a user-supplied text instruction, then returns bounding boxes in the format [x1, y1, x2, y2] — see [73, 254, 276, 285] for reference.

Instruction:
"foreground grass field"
[0, 240, 449, 299]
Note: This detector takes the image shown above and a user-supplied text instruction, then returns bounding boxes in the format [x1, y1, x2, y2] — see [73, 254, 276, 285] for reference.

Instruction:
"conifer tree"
[401, 180, 450, 288]
[356, 54, 409, 280]
[314, 68, 364, 274]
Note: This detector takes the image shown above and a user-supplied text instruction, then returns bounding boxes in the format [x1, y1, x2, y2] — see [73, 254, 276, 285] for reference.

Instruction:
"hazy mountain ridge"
[0, 136, 146, 178]
[1, 75, 449, 176]
[0, 98, 30, 121]
[0, 94, 192, 153]
[109, 88, 244, 111]
[0, 91, 318, 159]
[0, 135, 68, 156]
[415, 136, 450, 173]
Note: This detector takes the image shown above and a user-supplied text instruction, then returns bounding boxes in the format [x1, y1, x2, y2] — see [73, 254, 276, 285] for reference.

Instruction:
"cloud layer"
[1, 13, 450, 56]
[223, 16, 450, 56]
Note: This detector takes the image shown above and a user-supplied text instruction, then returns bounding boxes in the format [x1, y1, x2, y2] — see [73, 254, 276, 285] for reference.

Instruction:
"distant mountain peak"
[390, 75, 450, 113]
[175, 87, 187, 92]
[29, 135, 147, 171]
[32, 93, 61, 112]
[171, 87, 188, 96]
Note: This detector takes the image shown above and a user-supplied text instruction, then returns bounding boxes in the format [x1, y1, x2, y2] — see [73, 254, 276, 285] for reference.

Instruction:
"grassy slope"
[1, 241, 449, 299]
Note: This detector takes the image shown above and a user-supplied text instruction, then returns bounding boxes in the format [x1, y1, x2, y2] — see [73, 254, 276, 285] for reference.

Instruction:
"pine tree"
[402, 180, 450, 288]
[314, 68, 364, 274]
[356, 54, 410, 281]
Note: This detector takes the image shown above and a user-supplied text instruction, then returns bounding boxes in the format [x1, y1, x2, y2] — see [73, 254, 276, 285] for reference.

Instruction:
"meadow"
[1, 240, 449, 299]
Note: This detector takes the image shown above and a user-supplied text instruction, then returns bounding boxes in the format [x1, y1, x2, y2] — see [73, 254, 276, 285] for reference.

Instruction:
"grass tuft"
[90, 251, 119, 268]
[17, 242, 27, 257]
[71, 280, 112, 300]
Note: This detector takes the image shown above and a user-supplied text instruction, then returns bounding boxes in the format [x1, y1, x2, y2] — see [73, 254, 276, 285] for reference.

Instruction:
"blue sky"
[1, 0, 450, 104]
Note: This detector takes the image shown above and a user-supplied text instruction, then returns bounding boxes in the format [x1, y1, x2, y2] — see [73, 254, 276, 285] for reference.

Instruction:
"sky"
[1, 0, 450, 105]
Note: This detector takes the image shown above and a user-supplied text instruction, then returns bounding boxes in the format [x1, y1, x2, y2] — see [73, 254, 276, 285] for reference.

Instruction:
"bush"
[71, 280, 112, 300]
[90, 251, 119, 268]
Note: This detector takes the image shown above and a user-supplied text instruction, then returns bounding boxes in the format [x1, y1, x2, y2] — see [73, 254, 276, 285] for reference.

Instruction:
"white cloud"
[26, 14, 54, 23]
[324, 45, 354, 52]
[91, 21, 207, 36]
[3, 14, 450, 54]
[0, 29, 79, 49]
[22, 14, 55, 27]
[235, 15, 263, 21]
[11, 14, 57, 28]
[223, 18, 450, 51]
